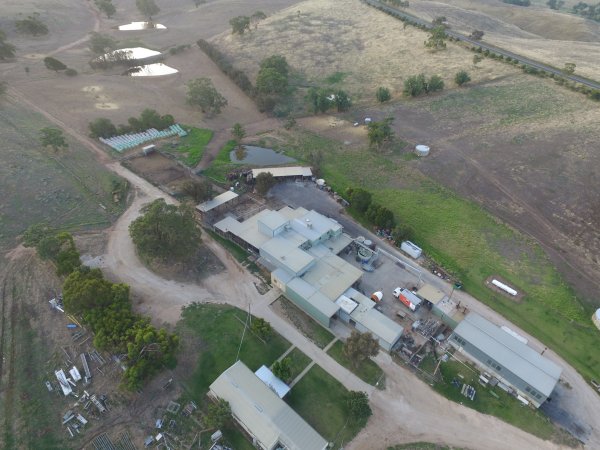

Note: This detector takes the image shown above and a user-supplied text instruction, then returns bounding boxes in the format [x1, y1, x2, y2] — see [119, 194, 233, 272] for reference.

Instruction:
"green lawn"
[205, 229, 249, 263]
[179, 304, 290, 399]
[433, 359, 577, 446]
[327, 340, 385, 388]
[169, 126, 213, 166]
[280, 128, 600, 383]
[285, 364, 367, 448]
[203, 140, 237, 182]
[286, 347, 312, 381]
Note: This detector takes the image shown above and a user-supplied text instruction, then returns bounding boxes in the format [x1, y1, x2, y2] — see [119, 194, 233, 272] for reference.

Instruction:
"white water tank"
[415, 144, 430, 157]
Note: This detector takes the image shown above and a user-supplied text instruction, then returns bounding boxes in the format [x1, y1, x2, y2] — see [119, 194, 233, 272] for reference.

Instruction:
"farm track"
[363, 0, 600, 90]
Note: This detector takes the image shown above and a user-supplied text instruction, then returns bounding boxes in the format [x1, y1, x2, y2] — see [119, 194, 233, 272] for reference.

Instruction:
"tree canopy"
[186, 77, 228, 115]
[129, 198, 201, 261]
[272, 357, 292, 383]
[424, 26, 447, 50]
[0, 30, 17, 60]
[343, 330, 380, 368]
[95, 0, 117, 18]
[205, 399, 231, 429]
[376, 86, 391, 103]
[230, 16, 250, 35]
[347, 391, 372, 421]
[89, 32, 117, 55]
[15, 14, 48, 36]
[89, 117, 118, 138]
[181, 179, 213, 203]
[23, 224, 81, 276]
[40, 127, 68, 152]
[367, 118, 394, 150]
[231, 123, 245, 143]
[136, 0, 160, 19]
[455, 70, 471, 86]
[254, 172, 276, 196]
[347, 188, 372, 214]
[44, 56, 67, 72]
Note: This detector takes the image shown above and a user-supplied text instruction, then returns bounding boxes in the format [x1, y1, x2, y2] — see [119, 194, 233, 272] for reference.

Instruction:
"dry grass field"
[211, 0, 517, 102]
[409, 0, 600, 80]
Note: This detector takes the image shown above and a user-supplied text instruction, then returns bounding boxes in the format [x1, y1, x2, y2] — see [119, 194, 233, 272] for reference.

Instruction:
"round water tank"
[357, 236, 365, 243]
[415, 144, 430, 157]
[364, 239, 372, 247]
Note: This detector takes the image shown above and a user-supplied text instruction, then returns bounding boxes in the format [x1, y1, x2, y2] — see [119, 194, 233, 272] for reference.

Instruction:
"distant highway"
[363, 0, 600, 91]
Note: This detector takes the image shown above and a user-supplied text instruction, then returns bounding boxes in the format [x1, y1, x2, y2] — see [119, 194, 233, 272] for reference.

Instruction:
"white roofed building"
[209, 361, 328, 450]
[214, 206, 403, 350]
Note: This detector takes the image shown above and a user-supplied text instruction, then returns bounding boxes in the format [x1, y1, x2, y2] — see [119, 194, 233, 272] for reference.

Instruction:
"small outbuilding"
[196, 190, 239, 222]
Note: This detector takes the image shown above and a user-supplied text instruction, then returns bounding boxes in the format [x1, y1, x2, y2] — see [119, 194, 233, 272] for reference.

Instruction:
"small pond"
[118, 22, 167, 31]
[230, 146, 297, 165]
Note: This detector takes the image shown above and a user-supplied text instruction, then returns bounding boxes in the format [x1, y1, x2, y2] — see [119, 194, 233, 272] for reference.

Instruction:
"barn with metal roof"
[450, 313, 562, 407]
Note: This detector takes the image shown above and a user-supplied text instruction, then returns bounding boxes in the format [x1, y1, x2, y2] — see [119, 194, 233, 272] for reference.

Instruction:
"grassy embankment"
[202, 140, 237, 182]
[276, 109, 599, 384]
[0, 100, 127, 251]
[169, 126, 213, 166]
[178, 304, 366, 448]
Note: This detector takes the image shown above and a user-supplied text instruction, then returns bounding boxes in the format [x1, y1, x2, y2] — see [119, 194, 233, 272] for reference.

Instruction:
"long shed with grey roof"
[450, 313, 561, 407]
[209, 361, 327, 450]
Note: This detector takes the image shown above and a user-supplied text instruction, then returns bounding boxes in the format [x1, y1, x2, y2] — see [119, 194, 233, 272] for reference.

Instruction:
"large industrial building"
[209, 361, 328, 450]
[450, 313, 562, 408]
[214, 206, 404, 351]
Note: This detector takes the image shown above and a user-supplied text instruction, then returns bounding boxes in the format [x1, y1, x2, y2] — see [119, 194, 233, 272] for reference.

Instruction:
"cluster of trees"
[306, 88, 351, 114]
[186, 77, 228, 115]
[129, 198, 201, 262]
[403, 73, 444, 97]
[0, 30, 16, 60]
[63, 266, 178, 389]
[255, 55, 290, 113]
[95, 0, 116, 18]
[470, 45, 600, 101]
[89, 109, 175, 138]
[229, 11, 267, 34]
[197, 39, 254, 96]
[205, 399, 232, 429]
[250, 317, 273, 340]
[346, 391, 372, 421]
[346, 187, 414, 240]
[23, 224, 81, 276]
[572, 2, 600, 21]
[502, 0, 531, 5]
[15, 13, 48, 36]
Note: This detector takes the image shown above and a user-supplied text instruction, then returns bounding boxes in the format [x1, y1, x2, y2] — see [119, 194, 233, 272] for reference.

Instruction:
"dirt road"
[98, 164, 576, 450]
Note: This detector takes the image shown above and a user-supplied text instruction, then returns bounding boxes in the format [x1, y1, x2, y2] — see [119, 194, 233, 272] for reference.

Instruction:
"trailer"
[393, 287, 422, 311]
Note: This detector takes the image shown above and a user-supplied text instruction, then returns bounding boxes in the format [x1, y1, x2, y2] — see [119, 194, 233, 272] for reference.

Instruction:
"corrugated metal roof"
[287, 277, 340, 319]
[255, 365, 291, 398]
[196, 191, 238, 213]
[210, 361, 327, 450]
[454, 313, 562, 397]
[252, 166, 312, 178]
[258, 210, 288, 232]
[416, 284, 446, 305]
[350, 291, 404, 345]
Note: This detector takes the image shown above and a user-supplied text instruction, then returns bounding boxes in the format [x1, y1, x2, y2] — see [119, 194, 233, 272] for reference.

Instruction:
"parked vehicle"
[393, 287, 422, 311]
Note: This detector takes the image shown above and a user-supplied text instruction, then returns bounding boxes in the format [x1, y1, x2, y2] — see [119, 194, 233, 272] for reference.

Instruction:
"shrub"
[65, 68, 78, 76]
[454, 70, 471, 86]
[376, 86, 391, 103]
